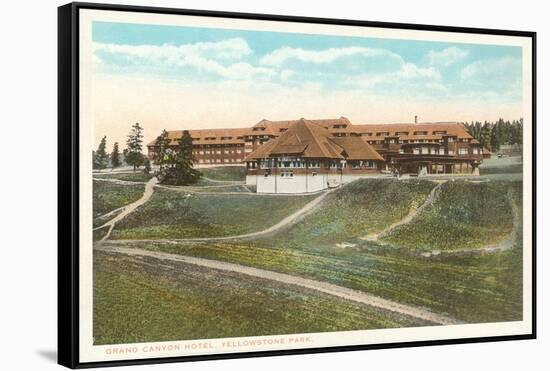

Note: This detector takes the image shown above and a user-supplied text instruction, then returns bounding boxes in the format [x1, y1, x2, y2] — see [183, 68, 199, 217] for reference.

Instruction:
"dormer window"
[376, 132, 390, 137]
[413, 131, 428, 135]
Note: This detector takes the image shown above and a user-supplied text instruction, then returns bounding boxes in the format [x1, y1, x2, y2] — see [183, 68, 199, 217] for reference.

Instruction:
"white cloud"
[460, 56, 521, 81]
[93, 38, 275, 81]
[428, 47, 469, 67]
[259, 46, 402, 66]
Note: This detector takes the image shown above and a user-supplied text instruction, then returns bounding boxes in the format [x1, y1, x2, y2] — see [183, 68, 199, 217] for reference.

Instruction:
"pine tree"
[93, 136, 109, 170]
[480, 122, 491, 150]
[125, 123, 144, 171]
[153, 129, 172, 170]
[158, 130, 200, 185]
[111, 142, 121, 168]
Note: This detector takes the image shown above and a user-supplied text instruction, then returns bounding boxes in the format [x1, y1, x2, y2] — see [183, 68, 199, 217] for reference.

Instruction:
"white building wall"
[245, 174, 256, 185]
[257, 175, 276, 193]
[306, 174, 326, 192]
[276, 176, 307, 193]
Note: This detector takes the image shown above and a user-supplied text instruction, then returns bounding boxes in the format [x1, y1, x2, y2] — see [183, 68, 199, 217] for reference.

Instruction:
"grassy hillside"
[382, 180, 518, 251]
[279, 179, 435, 248]
[93, 180, 145, 218]
[118, 179, 524, 324]
[199, 166, 247, 181]
[111, 189, 316, 240]
[94, 251, 425, 345]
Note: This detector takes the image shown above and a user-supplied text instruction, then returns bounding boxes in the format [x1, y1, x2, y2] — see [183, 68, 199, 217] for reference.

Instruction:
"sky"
[91, 21, 523, 148]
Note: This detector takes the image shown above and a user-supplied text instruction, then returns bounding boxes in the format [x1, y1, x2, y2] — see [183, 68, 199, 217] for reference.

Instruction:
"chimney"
[414, 115, 418, 124]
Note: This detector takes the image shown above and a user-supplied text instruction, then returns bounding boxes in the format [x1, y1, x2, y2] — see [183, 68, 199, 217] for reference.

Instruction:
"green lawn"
[93, 180, 145, 218]
[110, 189, 317, 240]
[94, 251, 426, 345]
[199, 166, 247, 181]
[94, 172, 153, 183]
[382, 180, 519, 251]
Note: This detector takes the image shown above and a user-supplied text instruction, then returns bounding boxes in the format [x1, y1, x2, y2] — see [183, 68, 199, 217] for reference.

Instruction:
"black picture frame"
[58, 2, 537, 369]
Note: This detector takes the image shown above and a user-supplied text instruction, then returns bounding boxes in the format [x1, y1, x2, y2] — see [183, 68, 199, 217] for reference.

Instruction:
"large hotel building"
[147, 117, 486, 193]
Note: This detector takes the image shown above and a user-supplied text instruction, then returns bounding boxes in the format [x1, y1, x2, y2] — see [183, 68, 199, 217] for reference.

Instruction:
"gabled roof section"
[245, 118, 383, 161]
[331, 137, 384, 161]
[246, 119, 346, 160]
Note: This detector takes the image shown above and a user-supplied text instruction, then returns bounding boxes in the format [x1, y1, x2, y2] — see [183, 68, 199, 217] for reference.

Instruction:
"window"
[216, 150, 221, 154]
[439, 148, 445, 155]
[414, 131, 428, 135]
[362, 133, 373, 137]
[395, 131, 409, 136]
[399, 149, 404, 154]
[421, 147, 429, 154]
[448, 150, 455, 155]
[280, 170, 294, 178]
[459, 148, 468, 155]
[472, 148, 479, 155]
[308, 161, 320, 168]
[376, 132, 390, 137]
[413, 148, 420, 154]
[433, 130, 447, 135]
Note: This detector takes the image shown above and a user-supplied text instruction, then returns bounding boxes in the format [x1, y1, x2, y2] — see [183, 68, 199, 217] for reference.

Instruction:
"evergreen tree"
[125, 123, 144, 171]
[93, 136, 109, 170]
[153, 129, 172, 170]
[111, 142, 121, 168]
[480, 122, 491, 149]
[158, 130, 200, 185]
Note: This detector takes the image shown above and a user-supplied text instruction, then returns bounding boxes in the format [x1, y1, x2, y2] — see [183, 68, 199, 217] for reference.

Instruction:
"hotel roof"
[245, 119, 383, 161]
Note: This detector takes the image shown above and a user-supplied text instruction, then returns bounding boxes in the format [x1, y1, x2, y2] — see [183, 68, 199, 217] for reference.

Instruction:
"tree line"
[93, 123, 199, 185]
[92, 122, 150, 172]
[462, 118, 523, 152]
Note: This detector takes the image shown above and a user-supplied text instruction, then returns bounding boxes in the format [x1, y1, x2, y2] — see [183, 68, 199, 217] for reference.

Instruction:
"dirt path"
[361, 181, 445, 242]
[200, 176, 245, 184]
[109, 185, 334, 244]
[94, 177, 158, 241]
[96, 244, 461, 326]
[93, 177, 147, 185]
[155, 184, 326, 197]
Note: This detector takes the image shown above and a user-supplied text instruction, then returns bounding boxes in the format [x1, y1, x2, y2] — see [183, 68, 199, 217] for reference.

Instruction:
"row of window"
[194, 149, 242, 155]
[362, 130, 448, 137]
[407, 147, 480, 155]
[197, 158, 242, 164]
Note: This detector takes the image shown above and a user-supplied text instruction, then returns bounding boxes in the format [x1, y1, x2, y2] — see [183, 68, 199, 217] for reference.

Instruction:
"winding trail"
[93, 177, 147, 185]
[200, 176, 245, 184]
[108, 185, 335, 244]
[94, 177, 158, 241]
[360, 181, 446, 242]
[95, 244, 461, 326]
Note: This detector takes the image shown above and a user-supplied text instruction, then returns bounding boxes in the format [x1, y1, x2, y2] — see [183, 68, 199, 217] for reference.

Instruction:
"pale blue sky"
[93, 21, 522, 101]
[91, 21, 524, 147]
